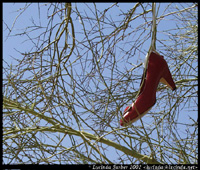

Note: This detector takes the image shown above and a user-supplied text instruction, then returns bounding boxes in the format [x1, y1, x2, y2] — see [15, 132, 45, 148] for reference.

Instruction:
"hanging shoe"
[120, 51, 176, 126]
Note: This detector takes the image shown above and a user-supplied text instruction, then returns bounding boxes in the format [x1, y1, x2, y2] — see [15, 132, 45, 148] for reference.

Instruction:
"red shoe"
[120, 51, 176, 126]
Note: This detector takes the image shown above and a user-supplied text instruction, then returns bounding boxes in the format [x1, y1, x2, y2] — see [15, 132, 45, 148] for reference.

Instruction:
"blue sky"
[3, 3, 198, 164]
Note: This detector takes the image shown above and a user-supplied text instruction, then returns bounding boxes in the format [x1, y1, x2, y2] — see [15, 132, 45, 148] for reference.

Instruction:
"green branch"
[3, 97, 161, 164]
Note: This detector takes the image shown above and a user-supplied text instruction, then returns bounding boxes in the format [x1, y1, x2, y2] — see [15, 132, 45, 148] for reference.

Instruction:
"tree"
[3, 3, 198, 164]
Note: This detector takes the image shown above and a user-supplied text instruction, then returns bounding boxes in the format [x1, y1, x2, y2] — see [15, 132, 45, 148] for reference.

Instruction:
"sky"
[3, 2, 197, 164]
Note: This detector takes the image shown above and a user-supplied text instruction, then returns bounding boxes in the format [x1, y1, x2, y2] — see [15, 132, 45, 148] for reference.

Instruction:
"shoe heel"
[160, 67, 176, 91]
